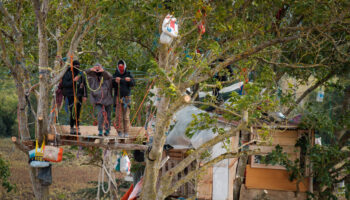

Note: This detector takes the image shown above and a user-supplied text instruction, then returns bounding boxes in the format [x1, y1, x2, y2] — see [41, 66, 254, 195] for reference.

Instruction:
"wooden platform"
[54, 125, 146, 144]
[20, 125, 149, 151]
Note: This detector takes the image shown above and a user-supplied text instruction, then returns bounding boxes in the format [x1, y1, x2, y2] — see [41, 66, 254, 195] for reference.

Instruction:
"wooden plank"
[254, 129, 300, 145]
[271, 130, 300, 138]
[59, 139, 148, 150]
[197, 166, 213, 200]
[55, 125, 145, 138]
[228, 135, 239, 200]
[249, 145, 298, 153]
[240, 185, 307, 200]
[245, 165, 309, 192]
[270, 137, 299, 146]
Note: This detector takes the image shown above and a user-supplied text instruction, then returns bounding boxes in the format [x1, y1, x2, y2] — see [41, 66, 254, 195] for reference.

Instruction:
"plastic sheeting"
[198, 81, 243, 99]
[166, 106, 227, 149]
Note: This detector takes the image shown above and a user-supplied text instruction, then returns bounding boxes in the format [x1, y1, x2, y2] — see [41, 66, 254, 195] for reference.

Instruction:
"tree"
[0, 0, 99, 199]
[0, 0, 349, 199]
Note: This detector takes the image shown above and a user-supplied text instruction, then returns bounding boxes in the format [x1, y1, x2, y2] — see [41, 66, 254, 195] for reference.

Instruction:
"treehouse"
[158, 105, 314, 200]
[240, 126, 314, 200]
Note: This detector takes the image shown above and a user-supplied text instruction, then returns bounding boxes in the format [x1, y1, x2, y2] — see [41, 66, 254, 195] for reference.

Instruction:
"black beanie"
[73, 60, 80, 66]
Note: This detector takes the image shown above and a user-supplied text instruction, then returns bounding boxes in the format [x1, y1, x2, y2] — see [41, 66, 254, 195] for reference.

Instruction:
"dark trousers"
[67, 96, 82, 128]
[96, 104, 111, 131]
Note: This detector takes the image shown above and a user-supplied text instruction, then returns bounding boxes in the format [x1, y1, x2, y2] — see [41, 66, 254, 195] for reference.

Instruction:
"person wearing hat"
[113, 60, 135, 138]
[86, 63, 114, 136]
[61, 60, 87, 135]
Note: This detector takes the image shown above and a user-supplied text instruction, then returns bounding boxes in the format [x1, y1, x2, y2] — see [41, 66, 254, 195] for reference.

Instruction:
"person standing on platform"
[113, 60, 135, 138]
[86, 63, 114, 136]
[61, 60, 87, 135]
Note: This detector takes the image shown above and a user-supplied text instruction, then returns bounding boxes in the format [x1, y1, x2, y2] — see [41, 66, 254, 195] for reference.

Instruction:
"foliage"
[0, 0, 350, 199]
[0, 78, 18, 137]
[0, 154, 15, 193]
[263, 143, 350, 199]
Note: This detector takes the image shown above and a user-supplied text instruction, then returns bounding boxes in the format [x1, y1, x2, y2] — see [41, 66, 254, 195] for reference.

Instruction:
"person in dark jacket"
[61, 60, 87, 135]
[86, 63, 114, 136]
[112, 60, 135, 138]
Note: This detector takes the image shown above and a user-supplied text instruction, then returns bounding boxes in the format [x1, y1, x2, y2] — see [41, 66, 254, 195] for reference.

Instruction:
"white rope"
[97, 149, 118, 200]
[101, 150, 111, 194]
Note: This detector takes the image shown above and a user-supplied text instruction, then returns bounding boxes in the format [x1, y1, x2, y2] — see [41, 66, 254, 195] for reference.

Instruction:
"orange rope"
[130, 79, 155, 125]
[70, 55, 79, 141]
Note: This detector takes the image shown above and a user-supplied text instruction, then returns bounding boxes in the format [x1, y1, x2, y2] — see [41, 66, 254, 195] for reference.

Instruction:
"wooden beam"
[60, 140, 148, 151]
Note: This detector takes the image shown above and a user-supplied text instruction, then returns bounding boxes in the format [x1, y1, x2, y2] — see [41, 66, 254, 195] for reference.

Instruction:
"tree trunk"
[32, 1, 50, 199]
[232, 131, 249, 200]
[17, 86, 31, 140]
[232, 154, 248, 200]
[141, 42, 172, 200]
[29, 167, 49, 200]
[141, 96, 171, 200]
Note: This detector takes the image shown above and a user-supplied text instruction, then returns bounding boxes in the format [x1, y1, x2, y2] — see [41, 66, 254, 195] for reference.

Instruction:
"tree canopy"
[0, 0, 349, 199]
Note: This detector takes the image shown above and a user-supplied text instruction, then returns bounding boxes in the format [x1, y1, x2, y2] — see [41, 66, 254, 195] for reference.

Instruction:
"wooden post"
[232, 130, 249, 200]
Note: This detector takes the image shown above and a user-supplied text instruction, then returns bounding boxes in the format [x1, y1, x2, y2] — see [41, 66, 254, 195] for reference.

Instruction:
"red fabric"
[118, 64, 125, 74]
[128, 178, 143, 200]
[121, 184, 133, 200]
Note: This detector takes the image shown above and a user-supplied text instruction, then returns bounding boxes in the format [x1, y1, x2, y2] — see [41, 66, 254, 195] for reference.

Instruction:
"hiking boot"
[104, 130, 110, 136]
[76, 127, 81, 135]
[118, 131, 123, 137]
[98, 130, 103, 137]
[124, 132, 129, 138]
[70, 127, 75, 135]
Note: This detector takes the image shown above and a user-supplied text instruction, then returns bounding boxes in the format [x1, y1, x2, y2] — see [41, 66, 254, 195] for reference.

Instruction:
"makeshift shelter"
[163, 106, 239, 200]
[161, 106, 314, 200]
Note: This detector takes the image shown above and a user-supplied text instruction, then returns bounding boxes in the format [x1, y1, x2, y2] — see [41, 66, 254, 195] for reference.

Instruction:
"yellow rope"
[83, 71, 104, 92]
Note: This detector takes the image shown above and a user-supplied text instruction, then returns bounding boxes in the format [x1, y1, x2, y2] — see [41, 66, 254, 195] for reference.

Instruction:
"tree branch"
[159, 124, 246, 190]
[192, 101, 241, 117]
[184, 34, 300, 89]
[256, 57, 328, 69]
[11, 137, 30, 153]
[284, 68, 339, 116]
[162, 150, 259, 198]
[0, 2, 21, 38]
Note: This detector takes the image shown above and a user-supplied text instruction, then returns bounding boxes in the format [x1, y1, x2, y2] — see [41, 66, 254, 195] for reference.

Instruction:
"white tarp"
[212, 142, 230, 200]
[198, 81, 243, 99]
[166, 106, 233, 199]
[165, 106, 218, 149]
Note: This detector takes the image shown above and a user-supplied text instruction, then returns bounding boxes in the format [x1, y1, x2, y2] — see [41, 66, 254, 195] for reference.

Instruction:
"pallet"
[52, 125, 146, 144]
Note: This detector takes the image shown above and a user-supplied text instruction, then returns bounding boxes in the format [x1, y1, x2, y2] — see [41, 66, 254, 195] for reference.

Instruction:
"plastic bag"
[120, 155, 131, 175]
[120, 151, 131, 175]
[29, 139, 50, 168]
[115, 154, 121, 171]
[160, 32, 173, 44]
[43, 146, 63, 162]
[30, 161, 50, 168]
[162, 14, 178, 38]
